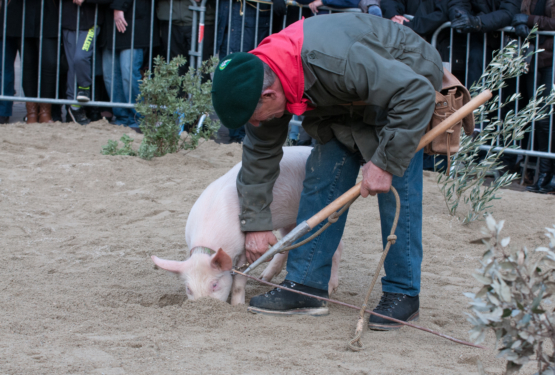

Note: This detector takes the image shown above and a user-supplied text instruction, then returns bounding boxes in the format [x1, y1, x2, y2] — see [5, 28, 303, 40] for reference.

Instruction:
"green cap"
[211, 53, 264, 129]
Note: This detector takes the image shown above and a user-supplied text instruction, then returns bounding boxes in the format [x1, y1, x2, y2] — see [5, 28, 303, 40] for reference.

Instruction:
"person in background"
[101, 0, 159, 131]
[514, 0, 555, 194]
[5, 0, 60, 123]
[0, 0, 20, 124]
[306, 0, 377, 15]
[157, 0, 215, 81]
[449, 0, 521, 87]
[62, 0, 111, 125]
[381, 0, 449, 39]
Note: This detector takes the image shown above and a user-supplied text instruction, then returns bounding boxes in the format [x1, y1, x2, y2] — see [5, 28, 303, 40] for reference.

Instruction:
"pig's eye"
[186, 286, 192, 295]
[212, 282, 219, 291]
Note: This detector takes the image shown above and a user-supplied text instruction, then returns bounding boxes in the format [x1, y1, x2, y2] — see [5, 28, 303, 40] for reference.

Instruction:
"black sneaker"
[247, 280, 329, 316]
[76, 87, 91, 102]
[0, 116, 9, 124]
[368, 292, 419, 331]
[68, 106, 91, 126]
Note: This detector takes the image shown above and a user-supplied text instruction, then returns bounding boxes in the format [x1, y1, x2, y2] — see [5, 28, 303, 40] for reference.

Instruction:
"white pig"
[151, 146, 343, 305]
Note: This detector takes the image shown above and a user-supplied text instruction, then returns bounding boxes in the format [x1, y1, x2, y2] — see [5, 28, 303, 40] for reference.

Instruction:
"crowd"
[0, 0, 554, 192]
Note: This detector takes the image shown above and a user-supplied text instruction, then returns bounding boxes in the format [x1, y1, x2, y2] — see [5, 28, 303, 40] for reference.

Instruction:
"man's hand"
[360, 161, 393, 197]
[245, 231, 278, 264]
[114, 10, 128, 33]
[73, 0, 85, 5]
[309, 0, 323, 14]
[391, 15, 409, 25]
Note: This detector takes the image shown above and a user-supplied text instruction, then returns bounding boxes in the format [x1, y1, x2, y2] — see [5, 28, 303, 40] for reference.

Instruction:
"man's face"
[248, 80, 287, 127]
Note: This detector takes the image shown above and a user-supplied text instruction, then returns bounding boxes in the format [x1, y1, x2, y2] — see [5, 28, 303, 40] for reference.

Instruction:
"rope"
[348, 186, 401, 351]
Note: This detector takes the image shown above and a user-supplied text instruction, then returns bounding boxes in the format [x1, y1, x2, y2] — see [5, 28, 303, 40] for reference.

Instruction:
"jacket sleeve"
[110, 0, 132, 11]
[342, 42, 439, 176]
[447, 0, 471, 21]
[322, 0, 360, 9]
[477, 0, 520, 32]
[528, 14, 555, 30]
[237, 116, 290, 232]
[404, 0, 449, 36]
[380, 0, 405, 19]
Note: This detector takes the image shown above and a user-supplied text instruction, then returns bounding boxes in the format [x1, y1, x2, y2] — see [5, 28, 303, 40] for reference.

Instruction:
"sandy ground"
[1, 119, 554, 375]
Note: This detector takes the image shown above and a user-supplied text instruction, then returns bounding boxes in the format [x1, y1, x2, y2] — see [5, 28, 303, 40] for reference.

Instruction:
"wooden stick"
[233, 269, 486, 350]
[306, 89, 492, 229]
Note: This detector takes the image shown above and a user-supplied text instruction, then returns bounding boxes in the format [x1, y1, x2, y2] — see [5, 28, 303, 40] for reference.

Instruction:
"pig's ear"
[151, 255, 187, 274]
[210, 248, 233, 271]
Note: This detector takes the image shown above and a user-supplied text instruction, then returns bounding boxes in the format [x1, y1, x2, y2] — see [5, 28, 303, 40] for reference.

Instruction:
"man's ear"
[261, 88, 278, 101]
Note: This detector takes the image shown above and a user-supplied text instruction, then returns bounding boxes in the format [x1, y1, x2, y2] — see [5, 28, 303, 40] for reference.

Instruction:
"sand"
[1, 119, 554, 375]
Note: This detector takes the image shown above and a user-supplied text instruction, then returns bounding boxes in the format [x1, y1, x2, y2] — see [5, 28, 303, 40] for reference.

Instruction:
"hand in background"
[512, 13, 530, 39]
[114, 10, 128, 33]
[309, 0, 323, 14]
[73, 0, 85, 5]
[391, 15, 409, 25]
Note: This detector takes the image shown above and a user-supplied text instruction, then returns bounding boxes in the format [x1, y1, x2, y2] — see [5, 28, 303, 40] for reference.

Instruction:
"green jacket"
[156, 0, 215, 26]
[237, 13, 444, 232]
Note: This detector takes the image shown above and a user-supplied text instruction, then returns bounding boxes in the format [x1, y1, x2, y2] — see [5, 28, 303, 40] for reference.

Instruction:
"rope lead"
[348, 186, 401, 352]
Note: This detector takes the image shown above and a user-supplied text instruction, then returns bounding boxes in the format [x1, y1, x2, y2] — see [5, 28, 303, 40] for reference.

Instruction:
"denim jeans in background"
[286, 139, 424, 296]
[102, 48, 143, 128]
[0, 38, 19, 117]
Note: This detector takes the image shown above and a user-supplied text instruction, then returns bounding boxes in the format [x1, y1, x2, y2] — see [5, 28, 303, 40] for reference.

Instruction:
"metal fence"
[1, 1, 554, 163]
[430, 22, 555, 176]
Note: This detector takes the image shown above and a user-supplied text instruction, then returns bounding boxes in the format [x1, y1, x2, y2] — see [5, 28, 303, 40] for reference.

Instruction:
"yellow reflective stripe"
[81, 27, 96, 52]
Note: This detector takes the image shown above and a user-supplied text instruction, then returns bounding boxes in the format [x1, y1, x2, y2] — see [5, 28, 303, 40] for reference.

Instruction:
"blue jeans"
[0, 38, 18, 117]
[102, 48, 143, 128]
[286, 139, 424, 296]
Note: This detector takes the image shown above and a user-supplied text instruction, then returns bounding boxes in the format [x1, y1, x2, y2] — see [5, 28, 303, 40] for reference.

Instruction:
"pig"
[151, 146, 343, 305]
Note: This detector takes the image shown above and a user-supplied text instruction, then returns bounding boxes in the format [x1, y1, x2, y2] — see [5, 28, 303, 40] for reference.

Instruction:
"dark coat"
[381, 0, 449, 37]
[0, 0, 60, 38]
[62, 0, 112, 31]
[101, 0, 160, 50]
[522, 0, 555, 68]
[236, 14, 443, 231]
[450, 0, 521, 32]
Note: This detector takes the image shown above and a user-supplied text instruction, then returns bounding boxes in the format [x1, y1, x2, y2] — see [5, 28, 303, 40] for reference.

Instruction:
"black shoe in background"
[539, 175, 555, 194]
[86, 106, 102, 122]
[526, 172, 552, 193]
[368, 292, 419, 331]
[0, 116, 9, 124]
[68, 106, 91, 126]
[51, 104, 63, 122]
[247, 280, 329, 316]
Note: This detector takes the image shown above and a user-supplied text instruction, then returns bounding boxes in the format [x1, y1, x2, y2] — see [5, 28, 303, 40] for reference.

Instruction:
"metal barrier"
[1, 2, 554, 165]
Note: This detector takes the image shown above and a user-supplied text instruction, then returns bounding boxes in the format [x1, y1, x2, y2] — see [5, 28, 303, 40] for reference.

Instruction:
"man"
[211, 13, 443, 330]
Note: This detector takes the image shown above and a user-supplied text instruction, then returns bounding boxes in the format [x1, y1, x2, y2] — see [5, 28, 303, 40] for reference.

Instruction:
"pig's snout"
[152, 248, 235, 302]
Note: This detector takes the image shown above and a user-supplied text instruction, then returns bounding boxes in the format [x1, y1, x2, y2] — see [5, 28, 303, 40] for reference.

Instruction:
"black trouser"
[22, 37, 58, 98]
[159, 21, 215, 82]
[525, 66, 555, 173]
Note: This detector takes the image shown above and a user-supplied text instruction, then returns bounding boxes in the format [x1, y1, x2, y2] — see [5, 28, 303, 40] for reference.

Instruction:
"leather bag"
[424, 68, 475, 170]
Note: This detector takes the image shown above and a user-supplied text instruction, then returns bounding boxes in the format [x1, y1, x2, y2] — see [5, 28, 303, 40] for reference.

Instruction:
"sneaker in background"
[68, 105, 91, 126]
[76, 87, 91, 103]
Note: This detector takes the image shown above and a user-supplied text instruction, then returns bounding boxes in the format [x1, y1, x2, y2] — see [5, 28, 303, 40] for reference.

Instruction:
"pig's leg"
[231, 253, 248, 305]
[260, 252, 289, 282]
[328, 240, 343, 295]
[259, 225, 295, 282]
